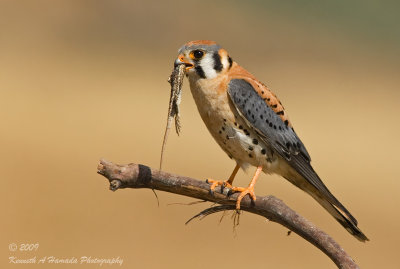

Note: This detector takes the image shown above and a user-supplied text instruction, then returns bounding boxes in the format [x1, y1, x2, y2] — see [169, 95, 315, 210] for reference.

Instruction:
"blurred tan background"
[1, 0, 399, 268]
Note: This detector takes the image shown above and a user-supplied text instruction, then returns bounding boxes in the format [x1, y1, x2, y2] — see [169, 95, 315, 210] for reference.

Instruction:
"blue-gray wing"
[227, 79, 358, 224]
[227, 79, 310, 164]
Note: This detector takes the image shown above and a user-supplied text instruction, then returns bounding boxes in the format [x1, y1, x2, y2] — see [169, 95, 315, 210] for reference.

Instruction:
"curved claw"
[208, 189, 215, 196]
[231, 166, 262, 210]
[232, 186, 256, 210]
[206, 178, 233, 193]
[205, 164, 240, 194]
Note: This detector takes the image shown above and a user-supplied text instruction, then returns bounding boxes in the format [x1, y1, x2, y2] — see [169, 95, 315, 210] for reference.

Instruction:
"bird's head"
[175, 40, 233, 80]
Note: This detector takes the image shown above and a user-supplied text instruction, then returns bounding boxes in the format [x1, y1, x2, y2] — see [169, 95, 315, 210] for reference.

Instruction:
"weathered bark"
[97, 158, 359, 269]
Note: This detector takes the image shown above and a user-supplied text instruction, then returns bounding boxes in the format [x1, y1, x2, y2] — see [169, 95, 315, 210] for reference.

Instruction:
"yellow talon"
[207, 179, 233, 192]
[206, 164, 240, 193]
[232, 166, 262, 210]
[232, 186, 257, 210]
[206, 165, 262, 210]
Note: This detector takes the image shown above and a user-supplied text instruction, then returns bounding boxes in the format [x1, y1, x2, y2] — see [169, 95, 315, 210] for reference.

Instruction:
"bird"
[174, 40, 368, 242]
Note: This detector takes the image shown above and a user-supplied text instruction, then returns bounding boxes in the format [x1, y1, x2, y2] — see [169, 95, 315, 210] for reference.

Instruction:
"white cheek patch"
[200, 54, 218, 79]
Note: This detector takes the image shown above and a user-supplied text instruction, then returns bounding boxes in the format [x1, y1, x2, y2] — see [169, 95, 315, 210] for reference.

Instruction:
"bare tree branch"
[97, 158, 359, 269]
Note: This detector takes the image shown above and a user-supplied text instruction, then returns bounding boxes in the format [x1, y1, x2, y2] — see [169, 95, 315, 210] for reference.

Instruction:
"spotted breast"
[174, 40, 368, 242]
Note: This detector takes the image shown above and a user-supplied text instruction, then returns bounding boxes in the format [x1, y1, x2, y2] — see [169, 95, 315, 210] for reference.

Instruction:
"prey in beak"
[160, 63, 186, 170]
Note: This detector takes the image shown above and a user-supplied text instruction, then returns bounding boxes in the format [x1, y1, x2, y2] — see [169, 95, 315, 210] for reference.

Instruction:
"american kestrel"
[174, 40, 368, 241]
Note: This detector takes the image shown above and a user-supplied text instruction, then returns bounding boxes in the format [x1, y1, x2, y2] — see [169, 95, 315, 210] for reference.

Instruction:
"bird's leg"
[206, 164, 240, 193]
[231, 166, 262, 210]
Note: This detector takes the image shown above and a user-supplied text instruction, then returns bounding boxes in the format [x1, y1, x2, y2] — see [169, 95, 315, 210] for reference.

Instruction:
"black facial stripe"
[228, 56, 233, 69]
[195, 65, 206, 79]
[213, 52, 223, 72]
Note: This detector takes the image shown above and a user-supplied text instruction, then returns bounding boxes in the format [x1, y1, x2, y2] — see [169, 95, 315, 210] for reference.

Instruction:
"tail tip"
[345, 226, 369, 242]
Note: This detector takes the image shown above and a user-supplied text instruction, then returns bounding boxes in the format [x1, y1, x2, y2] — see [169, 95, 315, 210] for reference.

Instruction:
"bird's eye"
[192, 50, 204, 59]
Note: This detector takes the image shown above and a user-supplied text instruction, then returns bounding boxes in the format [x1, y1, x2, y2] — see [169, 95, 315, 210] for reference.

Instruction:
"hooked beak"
[174, 54, 194, 70]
